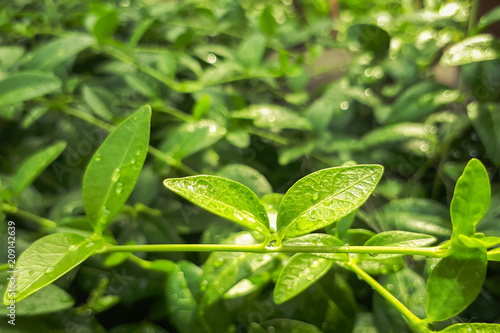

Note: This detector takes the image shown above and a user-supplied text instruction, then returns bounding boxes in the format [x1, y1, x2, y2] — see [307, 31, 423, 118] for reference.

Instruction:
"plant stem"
[2, 203, 57, 229]
[348, 263, 431, 333]
[100, 242, 445, 257]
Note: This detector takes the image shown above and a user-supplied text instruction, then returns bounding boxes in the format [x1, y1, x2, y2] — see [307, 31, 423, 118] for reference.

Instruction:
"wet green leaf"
[3, 233, 105, 304]
[487, 248, 500, 261]
[440, 34, 500, 66]
[440, 323, 500, 333]
[474, 6, 500, 34]
[362, 231, 436, 258]
[277, 165, 383, 240]
[164, 176, 270, 234]
[10, 141, 66, 196]
[282, 233, 348, 260]
[83, 106, 151, 234]
[426, 242, 487, 322]
[274, 253, 333, 304]
[192, 94, 210, 120]
[0, 72, 62, 107]
[0, 282, 73, 316]
[200, 232, 275, 307]
[360, 123, 437, 148]
[450, 159, 491, 240]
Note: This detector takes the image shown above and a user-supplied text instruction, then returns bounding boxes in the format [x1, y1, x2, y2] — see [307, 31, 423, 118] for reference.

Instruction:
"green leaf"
[93, 11, 119, 41]
[468, 102, 500, 165]
[11, 141, 67, 196]
[0, 46, 24, 69]
[259, 6, 276, 36]
[82, 85, 114, 121]
[231, 104, 311, 131]
[215, 164, 272, 198]
[3, 233, 105, 304]
[0, 72, 62, 107]
[440, 34, 500, 66]
[237, 34, 266, 68]
[83, 106, 151, 234]
[277, 165, 383, 240]
[257, 319, 322, 332]
[450, 159, 491, 240]
[439, 323, 500, 333]
[24, 33, 94, 70]
[347, 24, 390, 59]
[0, 281, 73, 316]
[386, 82, 459, 124]
[373, 268, 426, 332]
[200, 232, 275, 307]
[362, 231, 436, 259]
[164, 175, 270, 234]
[166, 261, 201, 333]
[361, 198, 451, 239]
[159, 120, 226, 161]
[192, 94, 210, 120]
[282, 233, 348, 260]
[426, 242, 487, 322]
[360, 123, 437, 149]
[487, 248, 500, 261]
[274, 253, 333, 304]
[474, 6, 500, 33]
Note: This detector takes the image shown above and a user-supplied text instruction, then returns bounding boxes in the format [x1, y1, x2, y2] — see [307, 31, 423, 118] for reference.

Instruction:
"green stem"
[100, 242, 445, 257]
[348, 263, 431, 333]
[0, 263, 10, 272]
[2, 203, 57, 229]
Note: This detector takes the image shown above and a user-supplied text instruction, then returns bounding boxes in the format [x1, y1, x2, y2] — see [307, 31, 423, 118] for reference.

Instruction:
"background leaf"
[277, 165, 383, 240]
[0, 72, 62, 107]
[11, 141, 67, 196]
[164, 175, 270, 234]
[215, 164, 272, 198]
[83, 106, 151, 233]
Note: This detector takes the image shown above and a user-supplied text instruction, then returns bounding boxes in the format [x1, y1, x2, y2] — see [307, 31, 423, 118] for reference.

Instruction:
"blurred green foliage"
[1, 0, 500, 332]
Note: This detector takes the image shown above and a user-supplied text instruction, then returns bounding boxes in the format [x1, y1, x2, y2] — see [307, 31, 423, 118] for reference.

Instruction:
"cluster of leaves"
[1, 0, 500, 332]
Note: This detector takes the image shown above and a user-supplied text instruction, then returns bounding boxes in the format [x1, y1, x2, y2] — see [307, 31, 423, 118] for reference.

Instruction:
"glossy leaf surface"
[277, 165, 383, 239]
[440, 34, 500, 66]
[274, 253, 333, 304]
[282, 233, 348, 260]
[440, 323, 500, 333]
[11, 141, 67, 196]
[83, 106, 151, 233]
[231, 104, 311, 130]
[450, 159, 491, 240]
[3, 233, 105, 304]
[164, 176, 270, 234]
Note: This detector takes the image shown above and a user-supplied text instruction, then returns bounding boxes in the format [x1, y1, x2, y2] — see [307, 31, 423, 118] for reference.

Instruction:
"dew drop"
[340, 101, 349, 110]
[309, 207, 320, 220]
[177, 271, 184, 278]
[306, 274, 314, 281]
[95, 154, 102, 161]
[430, 264, 436, 270]
[201, 280, 208, 291]
[209, 125, 217, 133]
[45, 267, 55, 274]
[171, 293, 178, 300]
[136, 149, 141, 156]
[267, 114, 276, 122]
[214, 257, 224, 267]
[369, 253, 378, 257]
[217, 287, 225, 294]
[116, 182, 123, 194]
[387, 284, 394, 291]
[312, 192, 319, 201]
[68, 245, 78, 252]
[28, 270, 35, 275]
[344, 244, 350, 251]
[86, 242, 95, 248]
[311, 260, 319, 268]
[111, 168, 120, 182]
[207, 53, 217, 64]
[234, 210, 244, 221]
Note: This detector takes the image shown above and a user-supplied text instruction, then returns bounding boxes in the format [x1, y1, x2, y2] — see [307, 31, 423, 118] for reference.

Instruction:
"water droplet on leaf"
[95, 154, 102, 161]
[45, 267, 54, 273]
[68, 245, 78, 252]
[111, 168, 120, 182]
[116, 182, 123, 194]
